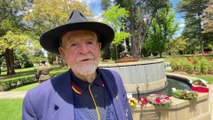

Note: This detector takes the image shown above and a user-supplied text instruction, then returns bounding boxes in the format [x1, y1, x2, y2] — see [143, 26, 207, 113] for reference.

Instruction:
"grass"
[191, 75, 213, 83]
[166, 70, 213, 83]
[0, 99, 23, 120]
[11, 83, 39, 92]
[0, 65, 66, 80]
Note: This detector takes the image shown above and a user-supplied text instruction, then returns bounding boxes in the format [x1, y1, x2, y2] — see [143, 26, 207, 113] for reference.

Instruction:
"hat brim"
[40, 22, 114, 54]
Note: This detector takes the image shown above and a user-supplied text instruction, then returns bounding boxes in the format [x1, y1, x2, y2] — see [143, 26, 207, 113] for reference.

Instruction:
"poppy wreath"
[147, 94, 172, 107]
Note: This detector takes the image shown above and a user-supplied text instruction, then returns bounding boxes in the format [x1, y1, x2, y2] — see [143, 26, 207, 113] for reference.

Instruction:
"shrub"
[199, 58, 209, 74]
[183, 60, 194, 74]
[0, 69, 67, 91]
[208, 60, 213, 74]
[170, 57, 180, 71]
[169, 56, 213, 75]
[0, 75, 35, 91]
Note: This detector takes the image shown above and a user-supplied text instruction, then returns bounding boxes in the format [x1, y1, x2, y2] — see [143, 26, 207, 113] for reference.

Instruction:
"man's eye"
[70, 43, 77, 47]
[87, 41, 94, 44]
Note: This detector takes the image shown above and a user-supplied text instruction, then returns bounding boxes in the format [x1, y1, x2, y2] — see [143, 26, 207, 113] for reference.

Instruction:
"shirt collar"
[71, 69, 104, 94]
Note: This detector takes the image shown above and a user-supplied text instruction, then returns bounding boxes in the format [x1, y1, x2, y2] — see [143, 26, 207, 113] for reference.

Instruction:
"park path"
[0, 91, 26, 99]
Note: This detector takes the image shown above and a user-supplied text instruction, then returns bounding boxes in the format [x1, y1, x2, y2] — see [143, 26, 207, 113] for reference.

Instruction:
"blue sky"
[81, 0, 184, 37]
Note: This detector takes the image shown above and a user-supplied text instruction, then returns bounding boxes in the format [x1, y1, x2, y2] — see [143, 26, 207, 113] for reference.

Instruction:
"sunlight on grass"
[0, 99, 23, 120]
[192, 75, 213, 84]
[166, 71, 213, 83]
[11, 83, 39, 92]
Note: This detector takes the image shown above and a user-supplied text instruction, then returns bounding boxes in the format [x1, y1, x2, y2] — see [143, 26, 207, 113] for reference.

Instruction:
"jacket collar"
[71, 69, 104, 95]
[50, 69, 125, 120]
[51, 69, 75, 120]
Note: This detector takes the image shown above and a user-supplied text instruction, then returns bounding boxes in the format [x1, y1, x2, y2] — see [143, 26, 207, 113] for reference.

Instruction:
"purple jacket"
[22, 69, 133, 120]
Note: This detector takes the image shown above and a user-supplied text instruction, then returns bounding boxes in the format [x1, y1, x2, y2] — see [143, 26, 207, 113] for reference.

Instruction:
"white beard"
[72, 59, 99, 76]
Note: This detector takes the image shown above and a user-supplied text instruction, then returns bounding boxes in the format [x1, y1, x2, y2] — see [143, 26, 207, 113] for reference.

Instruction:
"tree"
[114, 0, 171, 58]
[23, 0, 91, 36]
[148, 5, 178, 57]
[165, 37, 187, 54]
[0, 31, 29, 75]
[101, 0, 111, 10]
[102, 5, 129, 59]
[0, 52, 5, 76]
[23, 0, 92, 64]
[181, 14, 201, 53]
[203, 0, 213, 32]
[0, 0, 31, 75]
[177, 0, 209, 54]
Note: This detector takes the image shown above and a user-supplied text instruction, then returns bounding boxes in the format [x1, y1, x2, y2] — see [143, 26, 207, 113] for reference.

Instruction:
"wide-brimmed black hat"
[40, 10, 114, 54]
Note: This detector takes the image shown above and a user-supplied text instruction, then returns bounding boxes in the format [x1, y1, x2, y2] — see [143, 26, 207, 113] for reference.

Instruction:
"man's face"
[59, 30, 101, 76]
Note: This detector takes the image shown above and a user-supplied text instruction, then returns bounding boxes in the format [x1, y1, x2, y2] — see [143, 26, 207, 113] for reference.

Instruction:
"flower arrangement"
[147, 94, 172, 107]
[128, 97, 137, 108]
[172, 89, 198, 100]
[138, 97, 148, 107]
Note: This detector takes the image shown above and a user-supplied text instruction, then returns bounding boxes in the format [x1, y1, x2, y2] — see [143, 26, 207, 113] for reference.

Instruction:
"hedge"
[0, 70, 67, 91]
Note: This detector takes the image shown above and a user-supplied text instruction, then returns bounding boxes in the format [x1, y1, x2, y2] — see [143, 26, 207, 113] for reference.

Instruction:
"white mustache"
[77, 54, 94, 61]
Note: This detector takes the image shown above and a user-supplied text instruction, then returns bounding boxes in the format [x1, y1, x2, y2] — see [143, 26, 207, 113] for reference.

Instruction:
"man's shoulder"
[99, 68, 120, 77]
[26, 71, 68, 98]
[99, 68, 117, 73]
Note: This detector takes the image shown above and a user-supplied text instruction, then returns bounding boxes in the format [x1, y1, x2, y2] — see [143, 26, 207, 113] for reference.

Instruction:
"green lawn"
[166, 70, 213, 83]
[191, 75, 213, 83]
[11, 83, 39, 92]
[0, 99, 23, 120]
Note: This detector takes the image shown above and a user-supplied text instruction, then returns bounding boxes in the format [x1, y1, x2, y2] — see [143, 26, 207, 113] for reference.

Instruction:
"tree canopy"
[177, 0, 209, 54]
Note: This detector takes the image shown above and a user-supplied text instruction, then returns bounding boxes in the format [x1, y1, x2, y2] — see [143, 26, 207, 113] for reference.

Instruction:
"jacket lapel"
[100, 69, 125, 120]
[51, 70, 75, 120]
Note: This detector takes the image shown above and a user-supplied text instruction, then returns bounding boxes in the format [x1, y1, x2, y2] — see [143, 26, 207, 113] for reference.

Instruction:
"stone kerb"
[99, 60, 166, 93]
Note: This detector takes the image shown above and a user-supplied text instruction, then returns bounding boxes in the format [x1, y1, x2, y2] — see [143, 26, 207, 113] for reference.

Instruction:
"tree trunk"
[160, 51, 163, 58]
[115, 44, 118, 60]
[0, 66, 1, 76]
[138, 11, 154, 58]
[198, 14, 204, 55]
[130, 9, 137, 58]
[136, 22, 143, 59]
[5, 48, 16, 75]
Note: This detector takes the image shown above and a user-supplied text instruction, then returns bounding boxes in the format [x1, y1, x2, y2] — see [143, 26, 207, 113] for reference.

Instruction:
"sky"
[80, 0, 184, 37]
[79, 0, 102, 15]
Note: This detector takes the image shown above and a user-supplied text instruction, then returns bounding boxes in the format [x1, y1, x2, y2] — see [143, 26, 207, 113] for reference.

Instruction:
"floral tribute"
[172, 89, 198, 100]
[147, 94, 172, 107]
[138, 97, 148, 107]
[192, 79, 207, 87]
[190, 78, 209, 93]
[191, 86, 209, 93]
[128, 97, 137, 108]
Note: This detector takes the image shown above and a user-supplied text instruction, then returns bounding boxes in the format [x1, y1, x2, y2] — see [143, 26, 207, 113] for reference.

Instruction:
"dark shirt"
[70, 69, 106, 120]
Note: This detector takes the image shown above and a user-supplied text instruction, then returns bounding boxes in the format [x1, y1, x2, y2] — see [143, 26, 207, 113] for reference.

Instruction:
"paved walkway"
[0, 91, 26, 99]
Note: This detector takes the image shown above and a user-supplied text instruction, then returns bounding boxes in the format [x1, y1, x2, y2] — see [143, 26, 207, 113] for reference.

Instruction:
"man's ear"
[99, 42, 102, 50]
[59, 47, 65, 58]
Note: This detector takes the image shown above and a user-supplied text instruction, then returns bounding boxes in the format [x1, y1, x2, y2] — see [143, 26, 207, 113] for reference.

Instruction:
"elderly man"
[22, 10, 132, 120]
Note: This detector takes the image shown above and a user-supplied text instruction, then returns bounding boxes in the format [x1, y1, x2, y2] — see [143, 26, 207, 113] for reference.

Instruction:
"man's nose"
[79, 44, 89, 54]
